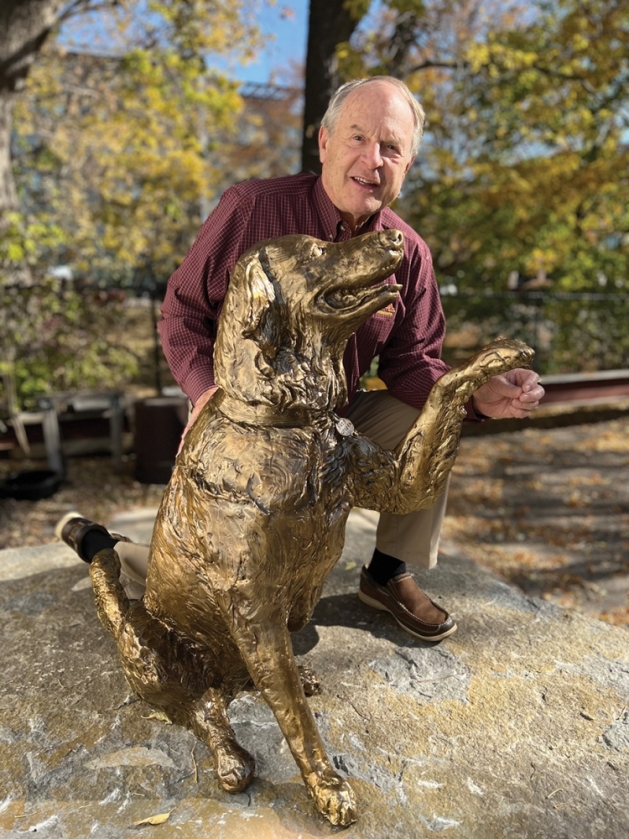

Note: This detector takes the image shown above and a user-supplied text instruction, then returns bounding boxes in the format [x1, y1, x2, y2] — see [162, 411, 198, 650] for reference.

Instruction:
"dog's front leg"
[353, 338, 534, 515]
[225, 612, 356, 827]
[390, 339, 535, 513]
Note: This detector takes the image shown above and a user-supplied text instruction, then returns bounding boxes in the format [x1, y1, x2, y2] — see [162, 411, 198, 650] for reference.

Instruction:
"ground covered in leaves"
[1, 413, 627, 629]
[443, 414, 629, 627]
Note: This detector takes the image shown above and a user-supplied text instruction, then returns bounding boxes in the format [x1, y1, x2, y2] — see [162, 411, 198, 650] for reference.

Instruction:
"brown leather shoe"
[358, 566, 457, 641]
[55, 511, 129, 563]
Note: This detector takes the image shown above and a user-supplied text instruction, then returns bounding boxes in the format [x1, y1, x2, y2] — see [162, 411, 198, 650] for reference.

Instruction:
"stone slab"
[1, 512, 628, 838]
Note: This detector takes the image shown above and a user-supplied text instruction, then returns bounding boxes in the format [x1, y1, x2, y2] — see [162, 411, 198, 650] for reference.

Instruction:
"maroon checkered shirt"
[159, 174, 450, 410]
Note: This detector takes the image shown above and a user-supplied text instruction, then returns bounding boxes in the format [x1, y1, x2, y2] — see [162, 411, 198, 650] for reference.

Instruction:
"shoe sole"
[358, 589, 458, 642]
[54, 510, 84, 542]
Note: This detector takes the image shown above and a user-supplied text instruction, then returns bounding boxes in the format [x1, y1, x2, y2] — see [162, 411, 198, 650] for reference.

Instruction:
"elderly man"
[58, 76, 543, 641]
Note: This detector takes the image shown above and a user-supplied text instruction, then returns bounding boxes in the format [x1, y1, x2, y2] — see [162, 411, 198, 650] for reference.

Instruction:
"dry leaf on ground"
[132, 810, 172, 827]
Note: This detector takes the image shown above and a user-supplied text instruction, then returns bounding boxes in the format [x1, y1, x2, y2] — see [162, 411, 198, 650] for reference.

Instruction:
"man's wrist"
[471, 396, 492, 421]
[193, 386, 218, 407]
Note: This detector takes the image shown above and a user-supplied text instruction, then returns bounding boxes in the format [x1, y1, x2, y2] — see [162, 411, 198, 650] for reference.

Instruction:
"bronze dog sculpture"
[90, 230, 533, 827]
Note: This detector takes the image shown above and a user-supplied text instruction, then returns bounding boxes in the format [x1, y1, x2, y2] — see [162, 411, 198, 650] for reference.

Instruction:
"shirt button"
[328, 233, 334, 240]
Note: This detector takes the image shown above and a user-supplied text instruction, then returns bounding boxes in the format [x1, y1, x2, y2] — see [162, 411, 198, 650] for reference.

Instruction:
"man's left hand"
[472, 368, 544, 420]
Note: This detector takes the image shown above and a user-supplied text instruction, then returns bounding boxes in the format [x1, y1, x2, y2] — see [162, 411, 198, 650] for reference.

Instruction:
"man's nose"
[362, 142, 383, 168]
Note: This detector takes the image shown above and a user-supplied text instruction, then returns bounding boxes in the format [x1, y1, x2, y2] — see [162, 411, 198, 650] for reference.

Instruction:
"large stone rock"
[1, 510, 628, 838]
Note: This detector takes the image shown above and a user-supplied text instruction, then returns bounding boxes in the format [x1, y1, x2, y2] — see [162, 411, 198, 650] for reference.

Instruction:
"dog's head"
[215, 230, 404, 413]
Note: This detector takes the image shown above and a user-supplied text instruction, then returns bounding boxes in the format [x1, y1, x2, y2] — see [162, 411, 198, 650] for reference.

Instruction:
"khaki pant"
[345, 390, 448, 569]
[115, 389, 448, 598]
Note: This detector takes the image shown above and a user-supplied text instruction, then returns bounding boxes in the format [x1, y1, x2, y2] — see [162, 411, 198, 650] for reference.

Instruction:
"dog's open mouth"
[319, 281, 402, 317]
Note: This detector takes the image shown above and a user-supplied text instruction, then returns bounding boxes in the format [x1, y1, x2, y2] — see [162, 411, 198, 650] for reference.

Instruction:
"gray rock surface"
[1, 509, 628, 838]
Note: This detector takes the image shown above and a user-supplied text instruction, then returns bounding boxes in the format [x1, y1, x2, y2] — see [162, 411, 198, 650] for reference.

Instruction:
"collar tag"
[335, 417, 354, 437]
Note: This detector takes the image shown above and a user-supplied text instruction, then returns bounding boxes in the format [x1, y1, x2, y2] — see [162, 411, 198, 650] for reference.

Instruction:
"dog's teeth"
[328, 289, 356, 307]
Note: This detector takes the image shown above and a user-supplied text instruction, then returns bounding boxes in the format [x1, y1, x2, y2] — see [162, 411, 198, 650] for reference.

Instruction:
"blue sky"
[239, 1, 309, 84]
[59, 0, 310, 85]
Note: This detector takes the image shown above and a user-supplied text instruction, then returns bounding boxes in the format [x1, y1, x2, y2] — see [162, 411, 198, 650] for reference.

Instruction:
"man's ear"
[242, 256, 281, 357]
[318, 125, 329, 164]
[404, 155, 416, 175]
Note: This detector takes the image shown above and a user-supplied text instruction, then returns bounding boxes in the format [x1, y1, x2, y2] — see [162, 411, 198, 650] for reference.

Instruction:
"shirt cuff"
[465, 397, 491, 422]
[183, 372, 217, 406]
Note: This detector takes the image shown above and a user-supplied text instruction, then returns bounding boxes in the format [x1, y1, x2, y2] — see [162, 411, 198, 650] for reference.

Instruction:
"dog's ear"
[241, 256, 281, 357]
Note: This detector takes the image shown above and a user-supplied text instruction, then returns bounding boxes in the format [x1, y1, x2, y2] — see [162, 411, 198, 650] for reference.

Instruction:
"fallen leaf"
[345, 561, 357, 571]
[133, 811, 172, 827]
[142, 711, 172, 724]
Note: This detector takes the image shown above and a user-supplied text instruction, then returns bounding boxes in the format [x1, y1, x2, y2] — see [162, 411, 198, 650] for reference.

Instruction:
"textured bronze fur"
[90, 230, 534, 827]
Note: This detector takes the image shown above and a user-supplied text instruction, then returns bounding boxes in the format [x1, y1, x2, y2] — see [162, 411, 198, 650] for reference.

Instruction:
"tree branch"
[405, 59, 460, 74]
[56, 0, 118, 26]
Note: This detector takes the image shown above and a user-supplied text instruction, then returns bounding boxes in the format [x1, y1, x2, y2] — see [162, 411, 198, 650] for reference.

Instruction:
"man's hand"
[177, 386, 218, 454]
[472, 368, 544, 420]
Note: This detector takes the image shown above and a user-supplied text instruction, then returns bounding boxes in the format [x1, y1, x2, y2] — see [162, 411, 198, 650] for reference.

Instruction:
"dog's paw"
[298, 664, 321, 696]
[309, 774, 357, 827]
[215, 741, 255, 794]
[468, 338, 534, 379]
[432, 338, 534, 405]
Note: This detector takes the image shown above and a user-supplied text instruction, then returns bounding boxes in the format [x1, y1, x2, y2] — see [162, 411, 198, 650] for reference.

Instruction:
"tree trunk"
[300, 0, 362, 174]
[0, 0, 67, 281]
[0, 89, 18, 217]
[0, 85, 35, 287]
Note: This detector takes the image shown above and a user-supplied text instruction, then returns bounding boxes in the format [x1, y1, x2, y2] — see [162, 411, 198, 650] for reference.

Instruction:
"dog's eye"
[309, 244, 325, 259]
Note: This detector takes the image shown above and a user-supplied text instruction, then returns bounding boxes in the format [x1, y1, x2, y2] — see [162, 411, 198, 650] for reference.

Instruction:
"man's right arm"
[158, 186, 250, 405]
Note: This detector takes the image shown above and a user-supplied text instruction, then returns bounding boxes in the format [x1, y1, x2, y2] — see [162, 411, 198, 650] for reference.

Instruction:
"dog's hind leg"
[228, 616, 356, 827]
[89, 547, 131, 635]
[185, 688, 255, 794]
[90, 550, 255, 794]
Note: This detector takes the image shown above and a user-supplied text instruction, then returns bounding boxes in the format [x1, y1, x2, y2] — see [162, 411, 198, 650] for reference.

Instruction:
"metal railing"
[440, 290, 629, 375]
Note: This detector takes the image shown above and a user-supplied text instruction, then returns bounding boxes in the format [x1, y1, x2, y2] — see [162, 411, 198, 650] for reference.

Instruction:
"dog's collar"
[219, 392, 314, 427]
[216, 391, 354, 436]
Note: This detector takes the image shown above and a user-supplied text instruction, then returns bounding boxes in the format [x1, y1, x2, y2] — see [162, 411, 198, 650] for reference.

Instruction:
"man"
[58, 76, 543, 640]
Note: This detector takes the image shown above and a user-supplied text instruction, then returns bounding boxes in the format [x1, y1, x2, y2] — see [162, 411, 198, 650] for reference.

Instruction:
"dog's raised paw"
[472, 338, 534, 377]
[433, 338, 534, 404]
[310, 774, 357, 827]
[215, 741, 255, 794]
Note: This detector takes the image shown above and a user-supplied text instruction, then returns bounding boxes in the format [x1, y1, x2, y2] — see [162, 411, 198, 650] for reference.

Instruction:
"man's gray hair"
[321, 76, 425, 157]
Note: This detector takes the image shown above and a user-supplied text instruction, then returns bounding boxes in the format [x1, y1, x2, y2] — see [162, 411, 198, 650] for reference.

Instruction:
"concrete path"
[1, 510, 628, 838]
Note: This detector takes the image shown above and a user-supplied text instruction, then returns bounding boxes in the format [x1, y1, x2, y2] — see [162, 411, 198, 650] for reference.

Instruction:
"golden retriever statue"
[90, 230, 533, 827]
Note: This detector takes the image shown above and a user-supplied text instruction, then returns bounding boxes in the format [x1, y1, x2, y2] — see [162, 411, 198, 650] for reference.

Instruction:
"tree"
[301, 0, 364, 172]
[0, 1, 65, 211]
[3, 1, 263, 278]
[401, 0, 629, 292]
[13, 47, 243, 282]
[1, 0, 264, 411]
[1, 1, 70, 286]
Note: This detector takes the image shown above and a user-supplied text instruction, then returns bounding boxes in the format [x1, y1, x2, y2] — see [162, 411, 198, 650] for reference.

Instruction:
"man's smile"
[351, 175, 380, 189]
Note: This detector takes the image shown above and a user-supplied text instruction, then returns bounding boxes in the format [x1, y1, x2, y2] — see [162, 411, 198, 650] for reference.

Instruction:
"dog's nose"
[384, 229, 403, 248]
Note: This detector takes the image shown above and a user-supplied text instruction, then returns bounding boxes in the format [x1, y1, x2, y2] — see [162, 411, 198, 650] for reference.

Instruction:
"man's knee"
[346, 390, 420, 450]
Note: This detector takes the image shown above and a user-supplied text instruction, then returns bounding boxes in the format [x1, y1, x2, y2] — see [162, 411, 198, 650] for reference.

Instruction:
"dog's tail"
[89, 548, 130, 638]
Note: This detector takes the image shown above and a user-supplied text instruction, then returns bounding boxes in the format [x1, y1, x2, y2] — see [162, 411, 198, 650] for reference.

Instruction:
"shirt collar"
[313, 176, 384, 239]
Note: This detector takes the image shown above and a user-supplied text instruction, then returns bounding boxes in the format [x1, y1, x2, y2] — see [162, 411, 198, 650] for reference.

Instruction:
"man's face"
[319, 82, 416, 232]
